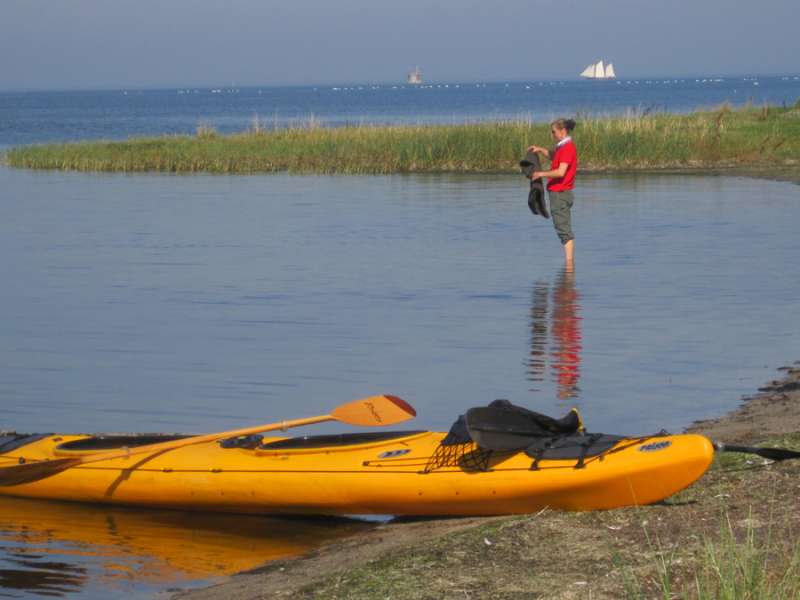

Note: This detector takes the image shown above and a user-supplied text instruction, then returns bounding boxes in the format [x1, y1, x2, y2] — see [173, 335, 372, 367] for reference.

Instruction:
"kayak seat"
[259, 431, 426, 451]
[219, 434, 263, 449]
[56, 434, 191, 452]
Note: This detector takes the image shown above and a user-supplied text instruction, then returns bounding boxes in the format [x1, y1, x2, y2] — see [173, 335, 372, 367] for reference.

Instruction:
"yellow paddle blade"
[331, 395, 416, 427]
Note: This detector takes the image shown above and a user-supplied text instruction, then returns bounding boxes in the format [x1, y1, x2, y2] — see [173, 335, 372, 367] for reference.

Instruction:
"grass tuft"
[624, 510, 800, 600]
[195, 121, 218, 139]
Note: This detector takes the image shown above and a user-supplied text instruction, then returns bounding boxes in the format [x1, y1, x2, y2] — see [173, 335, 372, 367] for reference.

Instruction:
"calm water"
[2, 76, 800, 146]
[2, 167, 797, 437]
[1, 80, 799, 598]
[0, 496, 369, 599]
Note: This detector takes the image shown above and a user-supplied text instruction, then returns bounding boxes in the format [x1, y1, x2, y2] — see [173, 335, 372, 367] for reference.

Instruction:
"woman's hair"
[551, 118, 577, 132]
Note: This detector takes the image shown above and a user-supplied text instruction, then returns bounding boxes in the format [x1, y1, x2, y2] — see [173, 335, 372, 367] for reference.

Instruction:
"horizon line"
[1, 71, 798, 95]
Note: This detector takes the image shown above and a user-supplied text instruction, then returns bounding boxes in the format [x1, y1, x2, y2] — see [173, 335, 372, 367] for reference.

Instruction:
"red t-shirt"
[547, 140, 578, 192]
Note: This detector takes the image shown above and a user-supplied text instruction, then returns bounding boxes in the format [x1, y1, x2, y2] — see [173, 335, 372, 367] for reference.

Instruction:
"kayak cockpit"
[55, 434, 191, 454]
[257, 430, 427, 450]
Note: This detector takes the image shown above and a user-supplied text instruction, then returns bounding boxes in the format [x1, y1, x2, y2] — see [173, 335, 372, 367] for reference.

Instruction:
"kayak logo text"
[638, 441, 672, 453]
[366, 401, 382, 423]
[378, 449, 411, 459]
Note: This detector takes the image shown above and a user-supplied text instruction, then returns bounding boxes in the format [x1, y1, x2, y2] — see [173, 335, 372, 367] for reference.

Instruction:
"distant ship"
[579, 60, 616, 79]
[407, 66, 423, 85]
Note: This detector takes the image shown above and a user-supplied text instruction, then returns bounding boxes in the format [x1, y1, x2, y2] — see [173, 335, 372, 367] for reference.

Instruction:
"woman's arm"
[533, 161, 568, 179]
[527, 145, 550, 158]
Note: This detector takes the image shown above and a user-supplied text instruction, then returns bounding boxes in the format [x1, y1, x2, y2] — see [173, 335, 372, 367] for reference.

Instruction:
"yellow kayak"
[0, 428, 713, 515]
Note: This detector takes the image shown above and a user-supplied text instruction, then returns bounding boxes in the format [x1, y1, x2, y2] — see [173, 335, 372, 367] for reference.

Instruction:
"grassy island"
[5, 103, 800, 175]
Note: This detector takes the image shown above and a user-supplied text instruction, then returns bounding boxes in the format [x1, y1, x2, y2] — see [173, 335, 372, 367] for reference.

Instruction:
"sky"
[1, 0, 797, 91]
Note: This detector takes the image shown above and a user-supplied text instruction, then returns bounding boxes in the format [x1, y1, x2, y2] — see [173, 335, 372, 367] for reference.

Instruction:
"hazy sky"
[2, 0, 797, 91]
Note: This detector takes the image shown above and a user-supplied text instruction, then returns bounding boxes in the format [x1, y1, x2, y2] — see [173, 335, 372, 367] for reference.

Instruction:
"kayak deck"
[0, 430, 714, 515]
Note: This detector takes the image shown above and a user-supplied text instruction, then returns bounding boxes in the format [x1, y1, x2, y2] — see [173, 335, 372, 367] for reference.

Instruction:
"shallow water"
[2, 167, 797, 436]
[0, 496, 369, 599]
[4, 74, 799, 599]
[0, 166, 798, 597]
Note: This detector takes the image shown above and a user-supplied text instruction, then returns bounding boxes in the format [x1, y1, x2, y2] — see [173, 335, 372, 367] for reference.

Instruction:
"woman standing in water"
[529, 119, 578, 264]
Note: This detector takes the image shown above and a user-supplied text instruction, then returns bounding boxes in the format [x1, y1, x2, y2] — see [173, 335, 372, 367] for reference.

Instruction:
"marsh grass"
[5, 104, 800, 174]
[195, 121, 218, 139]
[626, 510, 800, 600]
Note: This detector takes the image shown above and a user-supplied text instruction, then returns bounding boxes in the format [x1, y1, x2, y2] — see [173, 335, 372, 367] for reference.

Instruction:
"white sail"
[595, 61, 606, 79]
[580, 60, 617, 79]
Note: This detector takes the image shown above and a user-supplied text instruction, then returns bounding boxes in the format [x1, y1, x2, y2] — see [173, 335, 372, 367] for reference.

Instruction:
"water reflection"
[528, 267, 583, 401]
[0, 497, 371, 598]
[0, 554, 86, 597]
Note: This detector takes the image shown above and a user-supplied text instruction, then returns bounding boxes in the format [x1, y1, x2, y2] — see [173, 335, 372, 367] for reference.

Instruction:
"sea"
[2, 75, 800, 147]
[0, 76, 799, 599]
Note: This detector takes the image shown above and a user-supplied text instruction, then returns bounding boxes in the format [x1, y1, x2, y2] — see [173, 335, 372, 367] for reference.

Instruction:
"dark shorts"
[549, 190, 574, 244]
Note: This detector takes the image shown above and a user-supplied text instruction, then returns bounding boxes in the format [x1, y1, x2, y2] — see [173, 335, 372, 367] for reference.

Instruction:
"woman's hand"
[528, 145, 548, 156]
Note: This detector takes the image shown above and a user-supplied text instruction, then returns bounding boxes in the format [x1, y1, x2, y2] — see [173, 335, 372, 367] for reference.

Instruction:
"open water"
[2, 75, 800, 147]
[2, 167, 797, 437]
[0, 78, 799, 598]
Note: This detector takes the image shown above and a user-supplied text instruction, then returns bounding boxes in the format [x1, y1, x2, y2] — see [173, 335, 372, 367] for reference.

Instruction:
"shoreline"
[169, 361, 800, 600]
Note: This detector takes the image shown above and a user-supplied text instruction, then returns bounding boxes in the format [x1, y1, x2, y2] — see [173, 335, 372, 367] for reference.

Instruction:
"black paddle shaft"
[714, 442, 800, 461]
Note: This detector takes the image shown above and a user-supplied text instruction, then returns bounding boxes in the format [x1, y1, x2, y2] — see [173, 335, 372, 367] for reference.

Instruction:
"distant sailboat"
[580, 60, 616, 79]
[407, 66, 423, 85]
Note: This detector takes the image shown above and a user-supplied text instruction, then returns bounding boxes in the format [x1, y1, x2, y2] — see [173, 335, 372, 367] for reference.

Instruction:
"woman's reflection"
[528, 267, 582, 400]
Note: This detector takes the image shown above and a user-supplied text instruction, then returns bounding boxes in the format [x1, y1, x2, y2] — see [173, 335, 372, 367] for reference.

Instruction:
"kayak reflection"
[528, 267, 583, 400]
[0, 496, 371, 597]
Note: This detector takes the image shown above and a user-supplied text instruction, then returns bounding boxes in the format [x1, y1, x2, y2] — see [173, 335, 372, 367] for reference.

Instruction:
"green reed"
[624, 510, 800, 600]
[5, 104, 799, 174]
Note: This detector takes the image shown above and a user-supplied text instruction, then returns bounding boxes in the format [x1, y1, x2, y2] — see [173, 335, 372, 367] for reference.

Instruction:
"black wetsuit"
[519, 151, 549, 219]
